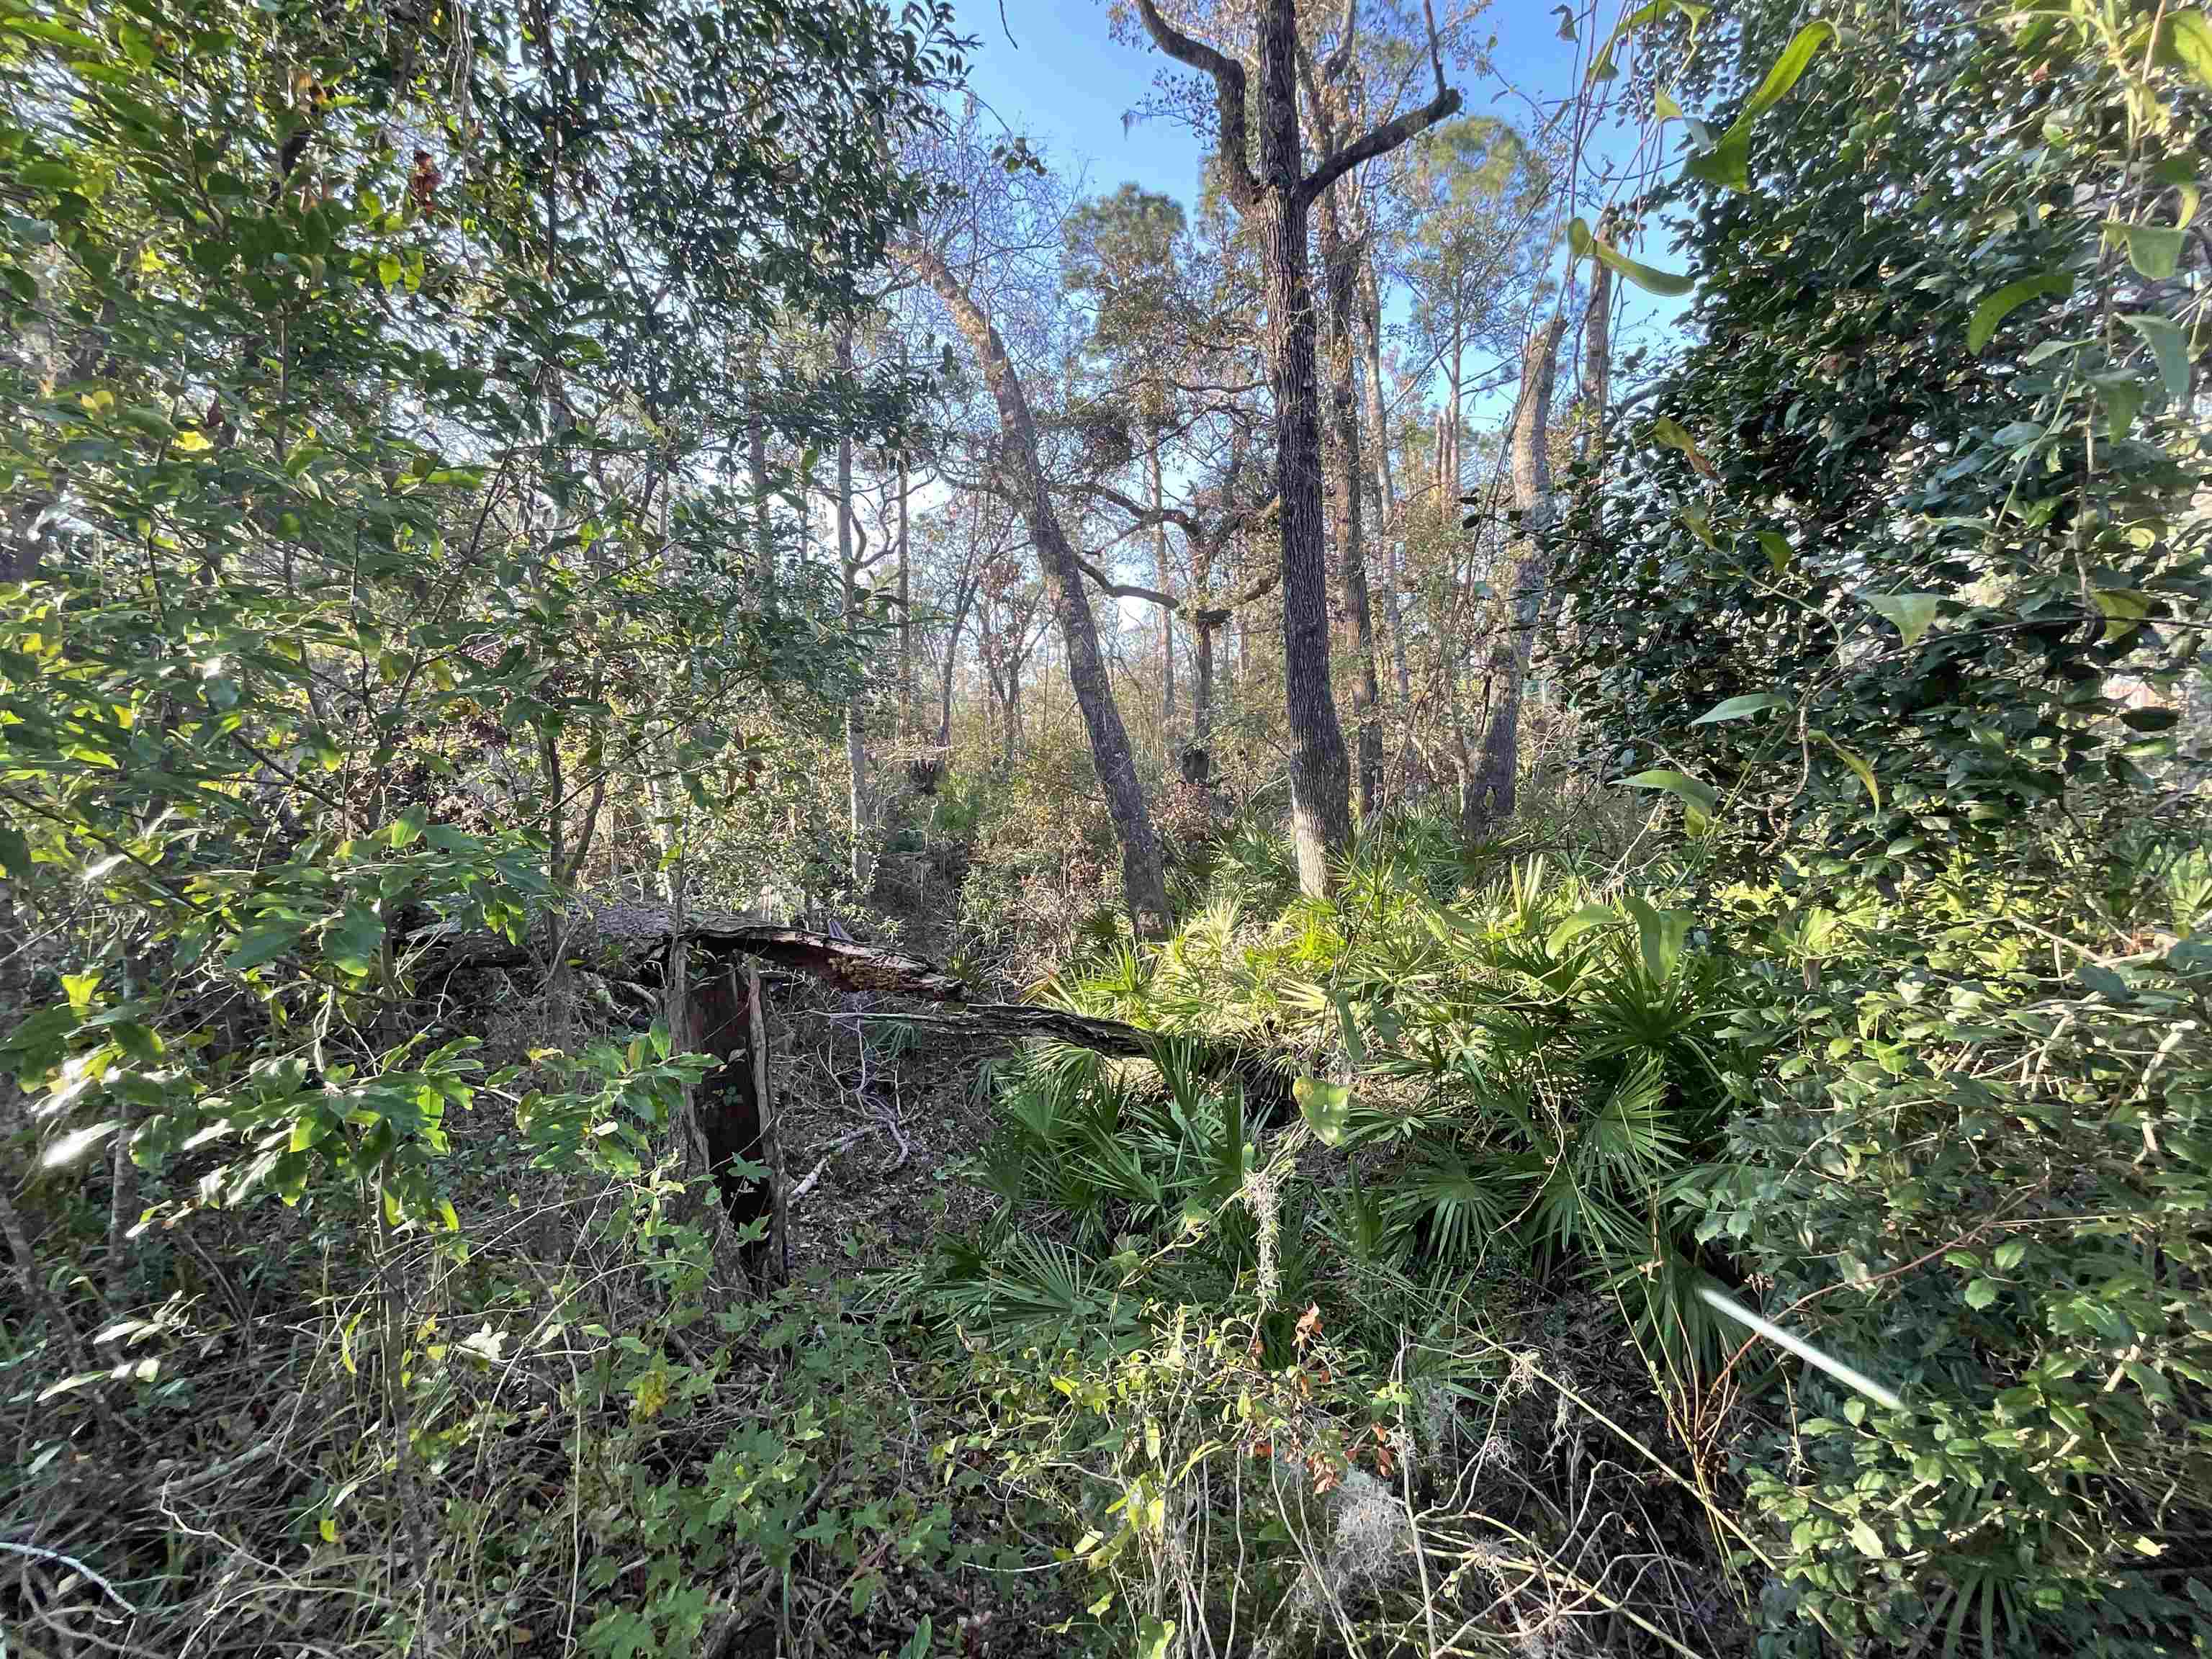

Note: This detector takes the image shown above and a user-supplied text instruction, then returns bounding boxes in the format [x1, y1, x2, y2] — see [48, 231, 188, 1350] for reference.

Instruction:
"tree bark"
[747, 341, 774, 599]
[900, 243, 1171, 938]
[1464, 316, 1565, 834]
[1318, 184, 1382, 822]
[1149, 433, 1175, 729]
[896, 451, 912, 739]
[1357, 261, 1412, 704]
[836, 326, 867, 889]
[1193, 619, 1215, 747]
[1252, 32, 1351, 897]
[1135, 0, 1457, 898]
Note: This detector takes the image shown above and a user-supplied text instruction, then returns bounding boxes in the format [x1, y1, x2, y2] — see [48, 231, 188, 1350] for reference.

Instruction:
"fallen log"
[417, 907, 1294, 1103]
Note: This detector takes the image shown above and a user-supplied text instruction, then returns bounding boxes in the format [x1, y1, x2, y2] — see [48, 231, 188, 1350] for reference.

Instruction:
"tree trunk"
[1194, 618, 1215, 747]
[1150, 434, 1174, 729]
[1254, 198, 1352, 895]
[1445, 316, 1462, 525]
[836, 327, 867, 889]
[896, 451, 912, 739]
[1357, 261, 1412, 704]
[938, 631, 959, 747]
[1464, 316, 1565, 834]
[1130, 0, 1458, 889]
[1318, 186, 1382, 823]
[902, 245, 1171, 938]
[748, 341, 774, 599]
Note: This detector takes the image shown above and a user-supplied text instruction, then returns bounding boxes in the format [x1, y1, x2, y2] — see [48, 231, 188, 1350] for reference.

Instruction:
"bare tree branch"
[1298, 86, 1460, 210]
[1133, 0, 1259, 209]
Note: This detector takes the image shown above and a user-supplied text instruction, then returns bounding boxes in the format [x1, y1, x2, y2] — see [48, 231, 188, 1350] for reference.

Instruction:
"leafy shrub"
[1670, 848, 2212, 1654]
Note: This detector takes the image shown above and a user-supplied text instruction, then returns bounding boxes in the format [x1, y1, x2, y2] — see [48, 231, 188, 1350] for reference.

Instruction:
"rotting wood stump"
[681, 956, 786, 1282]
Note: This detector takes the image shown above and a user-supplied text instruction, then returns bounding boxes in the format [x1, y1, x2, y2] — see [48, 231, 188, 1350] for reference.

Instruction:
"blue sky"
[943, 0, 1689, 428]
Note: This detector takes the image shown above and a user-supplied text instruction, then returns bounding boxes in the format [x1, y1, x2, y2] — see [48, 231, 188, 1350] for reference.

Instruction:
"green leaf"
[2092, 588, 2152, 643]
[1588, 0, 1666, 83]
[2092, 373, 2145, 436]
[2106, 220, 2183, 281]
[1964, 1277, 1999, 1310]
[2119, 313, 2192, 401]
[377, 253, 401, 292]
[1682, 22, 1836, 192]
[896, 1615, 932, 1659]
[1328, 989, 1367, 1071]
[1966, 270, 2073, 356]
[1851, 1519, 1886, 1558]
[1758, 530, 1792, 574]
[1655, 87, 1684, 120]
[326, 904, 384, 975]
[1622, 893, 1692, 982]
[227, 922, 304, 972]
[1569, 216, 1694, 296]
[1817, 733, 1881, 812]
[1861, 592, 1943, 650]
[1545, 902, 1617, 954]
[1693, 692, 1790, 724]
[1735, 22, 1838, 125]
[1683, 128, 1750, 192]
[1650, 415, 1714, 472]
[1294, 1075, 1352, 1147]
[2078, 960, 2131, 1000]
[2162, 9, 2212, 87]
[17, 159, 83, 192]
[61, 971, 102, 1012]
[1623, 768, 1719, 818]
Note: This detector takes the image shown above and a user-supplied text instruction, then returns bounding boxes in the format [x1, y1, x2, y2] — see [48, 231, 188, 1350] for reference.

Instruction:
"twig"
[0, 1539, 139, 1612]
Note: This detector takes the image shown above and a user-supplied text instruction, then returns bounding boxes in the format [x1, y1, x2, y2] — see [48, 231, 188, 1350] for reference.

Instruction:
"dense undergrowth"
[5, 788, 2208, 1657]
[897, 806, 2212, 1656]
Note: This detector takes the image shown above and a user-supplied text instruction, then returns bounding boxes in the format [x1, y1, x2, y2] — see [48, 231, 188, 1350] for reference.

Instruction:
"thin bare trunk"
[1319, 186, 1382, 822]
[1358, 262, 1411, 703]
[836, 327, 866, 889]
[900, 245, 1170, 937]
[1150, 435, 1174, 728]
[747, 342, 773, 598]
[1464, 316, 1566, 833]
[896, 452, 912, 738]
[1133, 0, 1458, 896]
